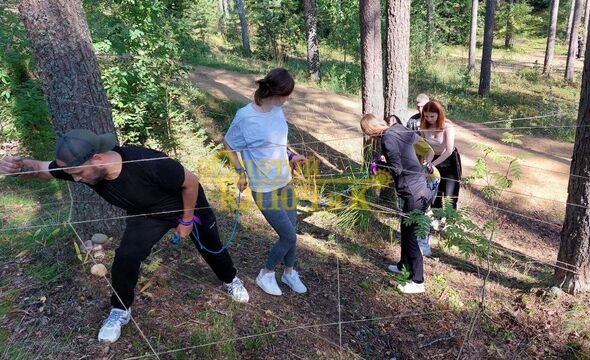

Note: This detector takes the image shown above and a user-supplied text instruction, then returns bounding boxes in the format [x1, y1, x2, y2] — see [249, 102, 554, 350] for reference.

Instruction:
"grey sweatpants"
[252, 183, 298, 270]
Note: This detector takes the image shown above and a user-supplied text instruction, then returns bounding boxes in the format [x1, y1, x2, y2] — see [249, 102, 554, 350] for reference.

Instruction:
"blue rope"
[170, 193, 241, 254]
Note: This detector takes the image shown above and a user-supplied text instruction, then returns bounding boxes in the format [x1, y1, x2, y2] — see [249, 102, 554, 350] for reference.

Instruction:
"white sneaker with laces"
[223, 277, 250, 303]
[256, 270, 282, 296]
[387, 264, 402, 274]
[397, 281, 425, 294]
[281, 270, 307, 294]
[98, 307, 131, 343]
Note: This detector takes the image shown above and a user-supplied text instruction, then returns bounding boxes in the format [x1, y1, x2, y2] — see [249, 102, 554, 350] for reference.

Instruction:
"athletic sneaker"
[387, 264, 402, 274]
[418, 235, 432, 257]
[256, 270, 282, 296]
[281, 270, 307, 293]
[223, 277, 250, 303]
[98, 307, 131, 343]
[397, 281, 425, 294]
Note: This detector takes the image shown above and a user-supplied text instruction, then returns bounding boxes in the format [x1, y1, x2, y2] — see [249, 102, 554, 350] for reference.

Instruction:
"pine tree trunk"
[504, 0, 514, 49]
[566, 0, 584, 81]
[554, 31, 590, 294]
[304, 0, 320, 82]
[582, 0, 590, 57]
[359, 0, 384, 163]
[384, 0, 410, 119]
[19, 0, 125, 240]
[567, 0, 575, 42]
[543, 0, 561, 75]
[426, 0, 434, 58]
[478, 0, 497, 97]
[235, 0, 251, 55]
[468, 0, 479, 73]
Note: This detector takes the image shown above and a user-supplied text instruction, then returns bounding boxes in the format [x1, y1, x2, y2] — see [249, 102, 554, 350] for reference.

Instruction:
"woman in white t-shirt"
[223, 68, 307, 296]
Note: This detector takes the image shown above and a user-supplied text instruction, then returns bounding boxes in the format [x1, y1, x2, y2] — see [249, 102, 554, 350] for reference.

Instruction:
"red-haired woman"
[420, 100, 462, 210]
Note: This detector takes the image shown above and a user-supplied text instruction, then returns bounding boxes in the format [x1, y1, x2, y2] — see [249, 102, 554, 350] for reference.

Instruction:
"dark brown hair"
[254, 68, 295, 105]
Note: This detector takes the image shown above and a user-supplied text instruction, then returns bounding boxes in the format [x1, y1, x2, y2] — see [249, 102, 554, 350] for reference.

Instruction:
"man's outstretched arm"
[0, 156, 53, 179]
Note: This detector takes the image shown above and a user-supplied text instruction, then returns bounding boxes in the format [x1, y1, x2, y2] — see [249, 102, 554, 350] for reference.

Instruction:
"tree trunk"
[478, 0, 497, 97]
[567, 0, 575, 42]
[304, 0, 320, 82]
[426, 0, 434, 58]
[235, 0, 251, 55]
[359, 0, 384, 163]
[554, 30, 590, 294]
[468, 0, 479, 73]
[543, 0, 561, 75]
[19, 0, 125, 240]
[582, 0, 590, 57]
[384, 0, 410, 119]
[565, 0, 584, 81]
[504, 0, 514, 48]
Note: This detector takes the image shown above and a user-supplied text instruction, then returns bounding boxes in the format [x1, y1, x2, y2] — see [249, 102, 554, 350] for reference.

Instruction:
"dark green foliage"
[0, 9, 53, 158]
[250, 0, 305, 60]
[85, 0, 188, 149]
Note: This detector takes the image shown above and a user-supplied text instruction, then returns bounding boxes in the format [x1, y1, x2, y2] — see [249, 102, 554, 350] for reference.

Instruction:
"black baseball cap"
[55, 129, 117, 167]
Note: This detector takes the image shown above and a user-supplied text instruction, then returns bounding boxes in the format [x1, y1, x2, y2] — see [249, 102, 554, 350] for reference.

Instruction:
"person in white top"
[224, 68, 308, 296]
[420, 100, 462, 210]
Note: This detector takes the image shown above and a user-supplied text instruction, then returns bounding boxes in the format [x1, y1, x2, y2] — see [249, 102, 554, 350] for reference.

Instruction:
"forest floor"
[2, 64, 590, 359]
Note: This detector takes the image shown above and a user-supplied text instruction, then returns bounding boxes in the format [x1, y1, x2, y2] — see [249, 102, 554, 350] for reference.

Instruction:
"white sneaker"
[223, 277, 250, 303]
[418, 235, 432, 257]
[397, 281, 425, 294]
[256, 270, 282, 296]
[387, 264, 402, 274]
[281, 270, 307, 294]
[98, 307, 131, 343]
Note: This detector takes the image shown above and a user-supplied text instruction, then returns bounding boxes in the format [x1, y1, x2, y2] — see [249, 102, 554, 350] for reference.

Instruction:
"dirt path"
[189, 65, 574, 253]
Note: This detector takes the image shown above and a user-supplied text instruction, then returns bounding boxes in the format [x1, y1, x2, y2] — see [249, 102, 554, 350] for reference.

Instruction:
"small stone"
[91, 234, 109, 245]
[92, 244, 103, 252]
[90, 264, 108, 277]
[94, 250, 106, 260]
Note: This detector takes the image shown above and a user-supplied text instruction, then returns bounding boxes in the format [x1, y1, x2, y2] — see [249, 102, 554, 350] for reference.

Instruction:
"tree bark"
[554, 29, 590, 294]
[504, 0, 514, 49]
[565, 0, 584, 81]
[304, 0, 320, 82]
[543, 0, 561, 75]
[478, 0, 497, 97]
[19, 0, 125, 240]
[426, 0, 434, 58]
[582, 0, 590, 57]
[384, 0, 410, 119]
[235, 0, 251, 55]
[359, 0, 384, 163]
[567, 0, 575, 42]
[468, 0, 479, 73]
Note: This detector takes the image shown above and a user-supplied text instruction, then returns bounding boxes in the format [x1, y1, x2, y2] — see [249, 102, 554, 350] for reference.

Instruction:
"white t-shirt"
[224, 103, 291, 193]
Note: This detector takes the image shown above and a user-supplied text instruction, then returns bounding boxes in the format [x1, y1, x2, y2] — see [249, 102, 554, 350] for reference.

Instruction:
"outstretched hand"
[0, 155, 22, 176]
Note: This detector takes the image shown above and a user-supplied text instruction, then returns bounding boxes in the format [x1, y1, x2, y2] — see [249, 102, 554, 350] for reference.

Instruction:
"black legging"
[432, 148, 462, 210]
[397, 188, 433, 283]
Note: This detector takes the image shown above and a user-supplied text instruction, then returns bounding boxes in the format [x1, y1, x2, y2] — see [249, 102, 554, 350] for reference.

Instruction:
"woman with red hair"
[420, 100, 462, 210]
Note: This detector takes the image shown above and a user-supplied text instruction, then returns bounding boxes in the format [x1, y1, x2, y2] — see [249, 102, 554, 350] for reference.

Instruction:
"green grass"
[189, 309, 238, 359]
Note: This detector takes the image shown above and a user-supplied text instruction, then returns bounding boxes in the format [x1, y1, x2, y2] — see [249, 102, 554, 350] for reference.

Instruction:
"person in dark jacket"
[406, 93, 430, 133]
[360, 114, 434, 294]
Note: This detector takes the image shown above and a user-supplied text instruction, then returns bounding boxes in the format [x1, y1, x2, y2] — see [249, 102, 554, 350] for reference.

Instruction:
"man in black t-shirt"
[0, 129, 249, 343]
[406, 93, 430, 133]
